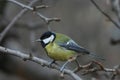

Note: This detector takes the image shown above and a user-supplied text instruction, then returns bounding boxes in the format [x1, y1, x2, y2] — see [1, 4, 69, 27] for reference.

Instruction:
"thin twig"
[8, 0, 33, 10]
[0, 0, 38, 42]
[36, 12, 60, 24]
[0, 46, 82, 80]
[74, 61, 120, 79]
[90, 0, 120, 29]
[0, 0, 60, 43]
[110, 0, 120, 22]
[33, 5, 49, 11]
[8, 0, 60, 24]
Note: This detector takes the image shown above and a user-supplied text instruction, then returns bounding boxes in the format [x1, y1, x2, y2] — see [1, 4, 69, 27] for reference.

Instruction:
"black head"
[40, 31, 56, 47]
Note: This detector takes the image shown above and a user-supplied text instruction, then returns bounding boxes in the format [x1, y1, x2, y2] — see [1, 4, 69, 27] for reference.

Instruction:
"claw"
[48, 60, 56, 67]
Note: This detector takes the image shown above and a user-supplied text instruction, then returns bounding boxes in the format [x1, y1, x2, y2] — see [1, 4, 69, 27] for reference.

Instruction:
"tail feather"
[89, 52, 105, 61]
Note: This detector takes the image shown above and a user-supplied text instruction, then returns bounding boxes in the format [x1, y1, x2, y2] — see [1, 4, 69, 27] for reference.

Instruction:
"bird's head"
[36, 31, 56, 47]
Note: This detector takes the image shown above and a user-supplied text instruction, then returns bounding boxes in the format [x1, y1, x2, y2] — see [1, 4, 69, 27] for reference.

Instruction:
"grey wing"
[58, 40, 90, 54]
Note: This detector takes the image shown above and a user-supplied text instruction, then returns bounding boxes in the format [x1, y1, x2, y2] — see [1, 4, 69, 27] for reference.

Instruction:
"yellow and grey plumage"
[39, 31, 91, 61]
[45, 33, 76, 61]
[36, 31, 104, 72]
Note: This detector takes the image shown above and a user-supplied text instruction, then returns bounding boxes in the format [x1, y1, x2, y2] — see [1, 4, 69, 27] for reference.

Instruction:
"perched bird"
[36, 31, 104, 72]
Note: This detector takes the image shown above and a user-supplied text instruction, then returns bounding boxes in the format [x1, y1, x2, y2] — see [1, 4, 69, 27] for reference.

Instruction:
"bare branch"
[110, 0, 120, 22]
[33, 5, 49, 11]
[0, 0, 60, 43]
[8, 0, 60, 24]
[90, 0, 120, 29]
[36, 12, 60, 24]
[0, 0, 38, 42]
[74, 61, 120, 79]
[0, 46, 82, 80]
[8, 0, 33, 10]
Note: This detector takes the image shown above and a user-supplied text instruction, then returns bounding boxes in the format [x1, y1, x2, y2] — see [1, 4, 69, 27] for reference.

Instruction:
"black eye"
[40, 31, 53, 40]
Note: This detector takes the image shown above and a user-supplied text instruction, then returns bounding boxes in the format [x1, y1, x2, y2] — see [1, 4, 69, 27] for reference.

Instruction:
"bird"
[36, 31, 104, 72]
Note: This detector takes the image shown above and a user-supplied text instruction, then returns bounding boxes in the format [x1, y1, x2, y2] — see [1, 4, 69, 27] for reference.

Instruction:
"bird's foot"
[60, 71, 65, 78]
[48, 60, 57, 67]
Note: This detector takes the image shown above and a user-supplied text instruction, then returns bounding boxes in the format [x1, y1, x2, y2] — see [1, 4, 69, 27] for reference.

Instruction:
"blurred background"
[0, 0, 120, 80]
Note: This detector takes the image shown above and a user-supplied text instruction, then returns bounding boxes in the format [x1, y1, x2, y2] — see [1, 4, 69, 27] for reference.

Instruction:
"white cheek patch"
[43, 35, 54, 44]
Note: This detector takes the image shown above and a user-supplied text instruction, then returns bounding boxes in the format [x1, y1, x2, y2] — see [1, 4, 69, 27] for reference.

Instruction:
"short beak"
[35, 39, 41, 42]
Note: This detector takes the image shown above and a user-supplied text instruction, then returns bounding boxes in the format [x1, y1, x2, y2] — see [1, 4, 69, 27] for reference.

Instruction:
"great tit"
[36, 31, 104, 72]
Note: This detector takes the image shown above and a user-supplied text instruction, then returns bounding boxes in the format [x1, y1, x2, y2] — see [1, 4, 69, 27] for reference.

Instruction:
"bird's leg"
[72, 54, 83, 73]
[75, 59, 80, 67]
[60, 56, 77, 72]
[48, 60, 57, 67]
[73, 59, 82, 73]
[60, 60, 70, 78]
[60, 60, 70, 72]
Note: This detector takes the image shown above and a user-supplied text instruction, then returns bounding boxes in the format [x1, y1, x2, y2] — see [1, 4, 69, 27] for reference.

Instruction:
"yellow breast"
[45, 42, 76, 61]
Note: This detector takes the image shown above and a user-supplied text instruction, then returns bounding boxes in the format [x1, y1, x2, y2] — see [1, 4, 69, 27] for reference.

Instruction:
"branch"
[8, 0, 60, 24]
[90, 0, 120, 29]
[8, 0, 33, 10]
[0, 0, 38, 42]
[73, 61, 120, 80]
[110, 0, 120, 22]
[0, 46, 82, 80]
[0, 0, 60, 43]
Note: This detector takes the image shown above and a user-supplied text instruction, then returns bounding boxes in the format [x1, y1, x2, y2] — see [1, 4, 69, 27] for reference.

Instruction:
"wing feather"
[55, 33, 104, 60]
[58, 40, 90, 54]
